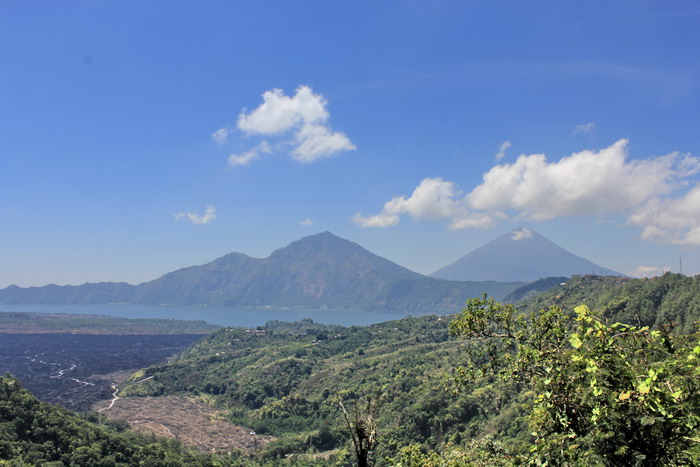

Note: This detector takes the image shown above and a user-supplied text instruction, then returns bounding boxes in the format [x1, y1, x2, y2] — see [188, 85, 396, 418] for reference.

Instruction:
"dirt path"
[97, 385, 119, 412]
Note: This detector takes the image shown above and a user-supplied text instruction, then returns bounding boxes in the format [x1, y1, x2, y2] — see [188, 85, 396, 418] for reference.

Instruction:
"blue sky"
[2, 1, 700, 288]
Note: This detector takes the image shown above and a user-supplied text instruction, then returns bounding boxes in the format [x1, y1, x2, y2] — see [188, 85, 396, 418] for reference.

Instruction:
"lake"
[0, 304, 414, 327]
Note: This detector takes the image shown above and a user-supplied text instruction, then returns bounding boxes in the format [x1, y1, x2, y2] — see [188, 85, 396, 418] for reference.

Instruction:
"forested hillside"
[3, 273, 698, 465]
[117, 317, 491, 464]
[113, 273, 700, 464]
[0, 375, 240, 466]
[523, 273, 700, 334]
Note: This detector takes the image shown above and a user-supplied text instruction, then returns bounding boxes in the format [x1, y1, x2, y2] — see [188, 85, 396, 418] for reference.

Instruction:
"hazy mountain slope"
[0, 232, 523, 312]
[432, 228, 622, 282]
[0, 282, 137, 305]
[132, 232, 521, 311]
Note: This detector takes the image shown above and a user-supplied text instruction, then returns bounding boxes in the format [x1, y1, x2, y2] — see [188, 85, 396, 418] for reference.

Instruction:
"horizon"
[2, 2, 699, 288]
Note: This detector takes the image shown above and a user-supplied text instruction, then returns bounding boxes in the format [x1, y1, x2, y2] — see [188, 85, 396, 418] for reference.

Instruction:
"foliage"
[449, 295, 700, 465]
[524, 273, 700, 334]
[388, 436, 512, 466]
[0, 374, 247, 466]
[118, 316, 507, 463]
[107, 274, 700, 463]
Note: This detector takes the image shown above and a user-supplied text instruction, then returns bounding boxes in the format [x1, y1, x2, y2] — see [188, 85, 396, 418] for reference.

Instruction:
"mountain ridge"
[0, 231, 522, 312]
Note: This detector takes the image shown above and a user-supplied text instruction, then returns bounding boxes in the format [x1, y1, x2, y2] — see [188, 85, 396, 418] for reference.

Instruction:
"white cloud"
[467, 139, 692, 220]
[352, 212, 400, 228]
[630, 265, 667, 278]
[235, 85, 355, 163]
[572, 122, 596, 135]
[300, 218, 313, 226]
[212, 128, 229, 145]
[628, 182, 700, 245]
[237, 86, 328, 135]
[511, 227, 533, 240]
[228, 141, 272, 167]
[174, 205, 217, 225]
[291, 123, 355, 163]
[353, 139, 700, 244]
[353, 178, 488, 229]
[495, 140, 511, 161]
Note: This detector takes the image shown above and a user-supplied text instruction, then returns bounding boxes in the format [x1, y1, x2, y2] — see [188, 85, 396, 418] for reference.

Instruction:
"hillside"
[520, 272, 700, 334]
[0, 374, 237, 466]
[432, 228, 622, 282]
[114, 316, 491, 464]
[107, 273, 700, 464]
[3, 273, 698, 464]
[0, 232, 523, 312]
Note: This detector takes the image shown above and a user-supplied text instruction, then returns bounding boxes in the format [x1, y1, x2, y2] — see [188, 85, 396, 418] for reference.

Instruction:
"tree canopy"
[449, 295, 700, 465]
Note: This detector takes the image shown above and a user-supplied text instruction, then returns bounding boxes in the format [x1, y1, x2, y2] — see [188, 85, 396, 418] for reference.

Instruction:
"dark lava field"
[0, 333, 205, 411]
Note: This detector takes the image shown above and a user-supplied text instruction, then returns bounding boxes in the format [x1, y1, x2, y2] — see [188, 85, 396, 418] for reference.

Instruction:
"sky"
[2, 1, 700, 288]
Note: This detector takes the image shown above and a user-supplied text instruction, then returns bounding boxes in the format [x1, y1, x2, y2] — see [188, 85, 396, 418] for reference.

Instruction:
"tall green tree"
[449, 295, 700, 465]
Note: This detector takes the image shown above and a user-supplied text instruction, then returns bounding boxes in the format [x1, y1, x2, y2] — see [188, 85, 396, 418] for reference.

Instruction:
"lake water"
[0, 304, 414, 328]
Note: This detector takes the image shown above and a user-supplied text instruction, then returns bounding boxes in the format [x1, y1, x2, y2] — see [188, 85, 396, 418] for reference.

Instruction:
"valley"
[0, 312, 215, 411]
[104, 273, 700, 464]
[1, 273, 698, 465]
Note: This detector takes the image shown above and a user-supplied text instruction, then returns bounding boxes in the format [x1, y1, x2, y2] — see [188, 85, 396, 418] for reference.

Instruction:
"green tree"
[449, 295, 700, 465]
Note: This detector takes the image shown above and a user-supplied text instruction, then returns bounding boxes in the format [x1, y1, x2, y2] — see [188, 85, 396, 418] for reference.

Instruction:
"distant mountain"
[0, 232, 524, 313]
[431, 228, 622, 282]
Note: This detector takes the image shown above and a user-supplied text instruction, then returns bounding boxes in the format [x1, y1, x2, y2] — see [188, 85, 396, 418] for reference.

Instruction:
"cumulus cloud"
[352, 178, 492, 230]
[300, 218, 313, 226]
[628, 182, 700, 245]
[630, 265, 667, 278]
[237, 86, 328, 134]
[495, 140, 511, 161]
[234, 86, 355, 164]
[572, 122, 596, 135]
[228, 141, 272, 167]
[466, 139, 696, 221]
[212, 128, 229, 145]
[353, 139, 700, 244]
[291, 123, 355, 163]
[174, 205, 217, 225]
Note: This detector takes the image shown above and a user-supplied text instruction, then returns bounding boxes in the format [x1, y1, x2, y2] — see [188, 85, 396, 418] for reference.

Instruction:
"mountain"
[431, 228, 622, 282]
[0, 232, 523, 312]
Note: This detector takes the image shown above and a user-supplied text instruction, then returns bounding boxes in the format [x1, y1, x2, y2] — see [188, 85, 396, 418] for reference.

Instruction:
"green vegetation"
[3, 273, 699, 465]
[450, 295, 700, 465]
[118, 316, 479, 463]
[0, 311, 219, 334]
[523, 273, 700, 334]
[115, 273, 700, 464]
[0, 374, 244, 466]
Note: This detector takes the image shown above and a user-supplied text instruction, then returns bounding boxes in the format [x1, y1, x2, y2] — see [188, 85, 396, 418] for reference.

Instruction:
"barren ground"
[94, 395, 274, 454]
